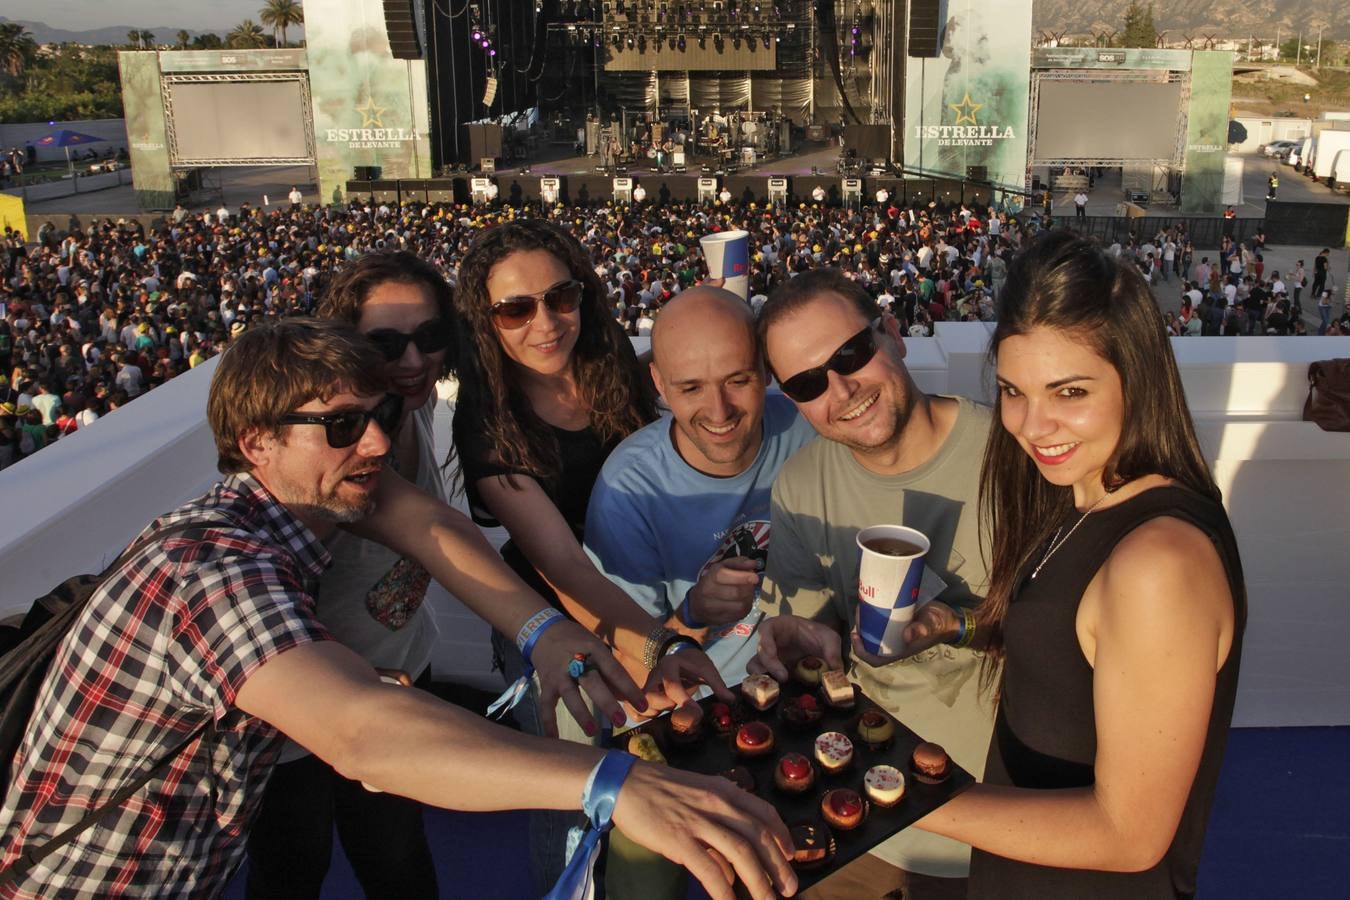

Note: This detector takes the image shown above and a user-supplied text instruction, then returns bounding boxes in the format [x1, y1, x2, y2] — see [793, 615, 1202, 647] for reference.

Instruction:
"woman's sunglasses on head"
[278, 393, 403, 448]
[365, 319, 453, 362]
[489, 280, 583, 330]
[777, 319, 882, 403]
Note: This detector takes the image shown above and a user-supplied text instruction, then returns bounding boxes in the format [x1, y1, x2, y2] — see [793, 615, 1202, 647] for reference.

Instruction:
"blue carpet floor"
[223, 726, 1349, 899]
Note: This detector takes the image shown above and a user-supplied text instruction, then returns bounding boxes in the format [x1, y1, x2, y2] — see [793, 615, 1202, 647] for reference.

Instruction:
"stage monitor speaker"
[805, 124, 830, 142]
[909, 0, 947, 58]
[383, 0, 422, 60]
[540, 176, 561, 204]
[371, 180, 400, 203]
[399, 180, 429, 203]
[767, 177, 788, 204]
[354, 165, 382, 181]
[966, 165, 988, 182]
[426, 181, 455, 204]
[345, 180, 373, 198]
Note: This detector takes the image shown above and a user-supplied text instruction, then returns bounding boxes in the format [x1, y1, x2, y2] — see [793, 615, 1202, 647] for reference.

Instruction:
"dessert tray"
[618, 673, 976, 893]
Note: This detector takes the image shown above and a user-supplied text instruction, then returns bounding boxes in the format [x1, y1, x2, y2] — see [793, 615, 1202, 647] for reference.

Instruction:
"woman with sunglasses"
[452, 220, 732, 889]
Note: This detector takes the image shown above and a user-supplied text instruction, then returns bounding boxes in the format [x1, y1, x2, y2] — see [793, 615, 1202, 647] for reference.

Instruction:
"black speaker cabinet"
[909, 0, 946, 58]
[966, 165, 988, 182]
[370, 180, 400, 203]
[383, 0, 422, 60]
[399, 180, 429, 203]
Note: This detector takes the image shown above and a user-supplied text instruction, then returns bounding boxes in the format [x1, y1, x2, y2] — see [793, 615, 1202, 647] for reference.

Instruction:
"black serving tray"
[617, 678, 974, 895]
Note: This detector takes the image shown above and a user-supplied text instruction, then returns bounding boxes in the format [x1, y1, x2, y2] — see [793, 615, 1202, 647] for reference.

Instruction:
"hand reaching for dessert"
[748, 614, 845, 682]
[847, 599, 960, 667]
[643, 646, 735, 712]
[529, 619, 647, 737]
[612, 761, 797, 900]
[687, 556, 762, 625]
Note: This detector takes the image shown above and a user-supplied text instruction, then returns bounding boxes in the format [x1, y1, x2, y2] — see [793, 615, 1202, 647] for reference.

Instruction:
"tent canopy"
[34, 129, 107, 148]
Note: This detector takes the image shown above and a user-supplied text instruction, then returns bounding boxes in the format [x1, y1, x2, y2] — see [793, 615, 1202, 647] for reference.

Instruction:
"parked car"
[1262, 140, 1298, 158]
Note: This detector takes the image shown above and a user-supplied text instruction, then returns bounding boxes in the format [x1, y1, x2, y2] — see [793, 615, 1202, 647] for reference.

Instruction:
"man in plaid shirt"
[0, 319, 797, 900]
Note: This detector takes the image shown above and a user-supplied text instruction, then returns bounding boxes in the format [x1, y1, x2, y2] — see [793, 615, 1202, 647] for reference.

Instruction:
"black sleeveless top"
[969, 487, 1246, 900]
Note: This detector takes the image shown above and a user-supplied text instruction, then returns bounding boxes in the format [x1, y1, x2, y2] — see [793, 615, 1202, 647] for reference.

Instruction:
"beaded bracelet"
[952, 607, 978, 649]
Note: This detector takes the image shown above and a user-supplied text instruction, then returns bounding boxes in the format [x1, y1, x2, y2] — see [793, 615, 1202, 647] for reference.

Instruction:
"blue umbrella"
[34, 129, 108, 174]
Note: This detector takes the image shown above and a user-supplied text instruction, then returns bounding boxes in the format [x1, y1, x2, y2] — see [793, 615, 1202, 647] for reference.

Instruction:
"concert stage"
[346, 145, 993, 208]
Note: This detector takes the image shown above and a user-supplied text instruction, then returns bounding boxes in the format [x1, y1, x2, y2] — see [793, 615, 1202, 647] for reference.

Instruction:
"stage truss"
[161, 71, 317, 168]
[1028, 68, 1190, 169]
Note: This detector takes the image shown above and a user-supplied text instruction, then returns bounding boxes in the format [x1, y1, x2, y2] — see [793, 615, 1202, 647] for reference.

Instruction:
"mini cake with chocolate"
[789, 823, 834, 870]
[720, 765, 755, 792]
[793, 654, 825, 686]
[708, 702, 736, 736]
[856, 708, 895, 749]
[819, 669, 856, 710]
[668, 702, 704, 745]
[741, 673, 781, 711]
[813, 730, 854, 774]
[780, 693, 824, 731]
[735, 720, 775, 757]
[864, 764, 906, 808]
[911, 741, 951, 783]
[773, 752, 816, 794]
[820, 788, 866, 831]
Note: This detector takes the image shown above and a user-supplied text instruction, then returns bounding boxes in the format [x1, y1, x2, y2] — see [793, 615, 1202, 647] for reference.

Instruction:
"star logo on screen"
[356, 97, 387, 129]
[948, 93, 984, 126]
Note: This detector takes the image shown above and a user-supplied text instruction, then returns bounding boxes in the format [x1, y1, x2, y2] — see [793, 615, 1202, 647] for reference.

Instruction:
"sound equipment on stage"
[383, 0, 422, 60]
[470, 177, 494, 204]
[909, 0, 946, 58]
[482, 76, 498, 107]
[806, 124, 829, 142]
[371, 180, 400, 203]
[426, 181, 455, 203]
[612, 177, 633, 203]
[767, 177, 788, 205]
[480, 158, 496, 174]
[672, 149, 686, 172]
[841, 178, 863, 208]
[354, 165, 382, 181]
[697, 177, 718, 203]
[843, 125, 890, 161]
[540, 176, 561, 205]
[966, 165, 988, 182]
[345, 180, 373, 199]
[399, 180, 429, 203]
[464, 123, 503, 167]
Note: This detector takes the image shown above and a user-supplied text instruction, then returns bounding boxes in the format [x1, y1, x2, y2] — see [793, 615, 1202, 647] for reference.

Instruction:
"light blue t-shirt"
[584, 392, 817, 685]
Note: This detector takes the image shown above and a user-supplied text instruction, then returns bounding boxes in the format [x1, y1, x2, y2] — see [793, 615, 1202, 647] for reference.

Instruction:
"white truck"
[1310, 129, 1350, 187]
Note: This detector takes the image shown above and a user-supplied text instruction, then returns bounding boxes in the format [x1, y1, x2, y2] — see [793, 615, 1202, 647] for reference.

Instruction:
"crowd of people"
[0, 194, 1031, 471]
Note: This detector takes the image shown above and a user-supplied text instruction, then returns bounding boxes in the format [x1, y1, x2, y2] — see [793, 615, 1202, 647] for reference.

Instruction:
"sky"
[4, 1, 289, 33]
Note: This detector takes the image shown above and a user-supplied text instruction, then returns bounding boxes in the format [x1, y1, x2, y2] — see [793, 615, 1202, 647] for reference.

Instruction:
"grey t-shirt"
[760, 395, 996, 877]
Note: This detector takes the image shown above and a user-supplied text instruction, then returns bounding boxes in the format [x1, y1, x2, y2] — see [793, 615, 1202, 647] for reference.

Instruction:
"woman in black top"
[886, 231, 1244, 897]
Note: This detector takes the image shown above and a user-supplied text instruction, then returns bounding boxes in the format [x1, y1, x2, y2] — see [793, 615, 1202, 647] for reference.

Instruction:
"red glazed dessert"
[773, 752, 816, 794]
[820, 788, 866, 830]
[780, 693, 824, 730]
[708, 702, 735, 736]
[735, 721, 775, 757]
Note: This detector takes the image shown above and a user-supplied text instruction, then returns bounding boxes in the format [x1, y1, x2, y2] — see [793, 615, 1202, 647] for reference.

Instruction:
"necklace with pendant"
[1030, 493, 1110, 580]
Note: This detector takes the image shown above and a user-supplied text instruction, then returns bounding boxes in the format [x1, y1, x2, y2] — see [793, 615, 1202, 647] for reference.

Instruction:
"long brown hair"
[453, 219, 656, 483]
[977, 230, 1220, 682]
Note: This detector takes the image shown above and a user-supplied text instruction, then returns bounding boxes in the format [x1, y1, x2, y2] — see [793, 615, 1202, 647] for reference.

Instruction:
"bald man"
[583, 287, 818, 686]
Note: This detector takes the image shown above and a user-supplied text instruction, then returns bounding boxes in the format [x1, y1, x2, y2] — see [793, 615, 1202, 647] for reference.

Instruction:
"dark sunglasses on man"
[488, 279, 584, 330]
[776, 318, 882, 403]
[278, 393, 403, 449]
[365, 319, 453, 362]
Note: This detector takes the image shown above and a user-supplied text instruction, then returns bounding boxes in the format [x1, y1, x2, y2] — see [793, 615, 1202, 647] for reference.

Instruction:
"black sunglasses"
[488, 280, 583, 330]
[777, 320, 881, 403]
[278, 393, 403, 449]
[365, 319, 453, 362]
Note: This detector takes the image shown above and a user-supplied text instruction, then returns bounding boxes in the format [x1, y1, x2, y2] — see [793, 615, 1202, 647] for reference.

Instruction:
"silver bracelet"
[641, 625, 678, 671]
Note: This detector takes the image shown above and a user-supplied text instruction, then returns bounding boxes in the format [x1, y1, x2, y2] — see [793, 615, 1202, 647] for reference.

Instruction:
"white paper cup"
[856, 525, 930, 656]
[699, 229, 750, 300]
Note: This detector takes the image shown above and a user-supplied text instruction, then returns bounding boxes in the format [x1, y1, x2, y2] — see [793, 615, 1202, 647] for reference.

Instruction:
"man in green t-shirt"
[754, 268, 996, 900]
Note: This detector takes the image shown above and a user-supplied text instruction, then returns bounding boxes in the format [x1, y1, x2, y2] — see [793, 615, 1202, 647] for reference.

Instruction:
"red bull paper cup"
[856, 525, 930, 656]
[699, 229, 750, 300]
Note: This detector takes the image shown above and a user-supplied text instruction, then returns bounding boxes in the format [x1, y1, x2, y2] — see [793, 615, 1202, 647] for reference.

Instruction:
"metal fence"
[1052, 215, 1265, 250]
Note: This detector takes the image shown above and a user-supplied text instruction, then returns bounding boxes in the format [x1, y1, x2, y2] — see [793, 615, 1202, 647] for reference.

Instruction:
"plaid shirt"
[0, 474, 332, 897]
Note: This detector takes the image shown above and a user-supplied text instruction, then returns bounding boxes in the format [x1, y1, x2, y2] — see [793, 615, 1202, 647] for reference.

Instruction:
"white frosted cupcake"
[813, 730, 854, 774]
[864, 764, 906, 807]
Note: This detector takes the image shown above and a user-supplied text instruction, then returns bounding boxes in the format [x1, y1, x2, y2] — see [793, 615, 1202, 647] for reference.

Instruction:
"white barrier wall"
[2, 328, 1348, 724]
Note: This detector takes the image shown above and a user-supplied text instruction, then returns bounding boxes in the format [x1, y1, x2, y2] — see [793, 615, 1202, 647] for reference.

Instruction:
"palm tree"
[137, 30, 157, 49]
[227, 20, 269, 49]
[176, 30, 191, 50]
[260, 0, 304, 48]
[127, 29, 141, 49]
[0, 23, 37, 77]
[191, 33, 224, 50]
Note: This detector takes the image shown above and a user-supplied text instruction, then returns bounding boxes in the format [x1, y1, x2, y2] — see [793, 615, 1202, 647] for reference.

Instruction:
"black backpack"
[0, 521, 207, 886]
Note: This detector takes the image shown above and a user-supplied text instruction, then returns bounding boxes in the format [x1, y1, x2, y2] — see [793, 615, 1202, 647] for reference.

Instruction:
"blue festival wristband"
[581, 750, 638, 831]
[679, 590, 707, 629]
[517, 608, 565, 667]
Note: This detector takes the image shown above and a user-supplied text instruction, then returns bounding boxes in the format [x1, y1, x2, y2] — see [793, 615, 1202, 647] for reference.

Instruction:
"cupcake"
[735, 721, 775, 758]
[856, 709, 895, 749]
[773, 752, 816, 794]
[741, 673, 781, 712]
[911, 742, 951, 783]
[864, 764, 906, 808]
[813, 731, 854, 774]
[820, 788, 866, 830]
[793, 654, 825, 686]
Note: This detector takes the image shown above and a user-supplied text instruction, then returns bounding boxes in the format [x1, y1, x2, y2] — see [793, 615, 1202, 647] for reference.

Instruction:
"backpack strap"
[0, 520, 213, 886]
